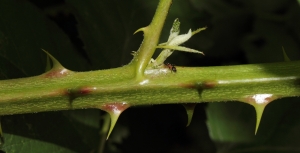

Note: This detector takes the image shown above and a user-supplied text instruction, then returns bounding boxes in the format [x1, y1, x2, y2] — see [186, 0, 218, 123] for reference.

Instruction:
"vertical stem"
[131, 0, 172, 80]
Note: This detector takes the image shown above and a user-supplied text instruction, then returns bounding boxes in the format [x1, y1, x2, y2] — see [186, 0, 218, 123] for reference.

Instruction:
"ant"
[165, 63, 177, 73]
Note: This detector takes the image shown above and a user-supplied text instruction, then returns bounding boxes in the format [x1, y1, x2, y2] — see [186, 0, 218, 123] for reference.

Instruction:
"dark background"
[1, 0, 300, 152]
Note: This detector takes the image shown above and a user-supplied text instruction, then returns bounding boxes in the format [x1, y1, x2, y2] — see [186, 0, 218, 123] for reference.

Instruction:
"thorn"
[42, 49, 73, 78]
[107, 113, 120, 139]
[282, 46, 291, 62]
[45, 53, 51, 72]
[240, 94, 277, 135]
[99, 102, 129, 139]
[42, 49, 63, 69]
[253, 104, 266, 135]
[243, 94, 274, 134]
[183, 104, 197, 126]
[133, 27, 146, 35]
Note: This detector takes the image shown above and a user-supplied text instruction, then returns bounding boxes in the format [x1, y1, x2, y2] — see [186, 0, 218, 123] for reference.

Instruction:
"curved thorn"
[183, 104, 197, 127]
[45, 53, 51, 72]
[107, 112, 120, 140]
[98, 102, 129, 140]
[253, 104, 266, 135]
[133, 27, 146, 35]
[42, 49, 62, 69]
[240, 94, 277, 135]
[282, 46, 291, 62]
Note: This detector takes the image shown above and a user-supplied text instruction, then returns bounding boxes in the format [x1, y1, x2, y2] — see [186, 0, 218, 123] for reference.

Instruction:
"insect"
[165, 63, 177, 73]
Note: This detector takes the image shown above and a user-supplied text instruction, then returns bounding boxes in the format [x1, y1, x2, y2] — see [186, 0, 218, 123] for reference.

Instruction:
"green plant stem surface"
[1, 61, 300, 115]
[130, 0, 172, 79]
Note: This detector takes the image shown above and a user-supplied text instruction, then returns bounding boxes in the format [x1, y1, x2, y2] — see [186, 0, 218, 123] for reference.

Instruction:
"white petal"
[168, 29, 192, 46]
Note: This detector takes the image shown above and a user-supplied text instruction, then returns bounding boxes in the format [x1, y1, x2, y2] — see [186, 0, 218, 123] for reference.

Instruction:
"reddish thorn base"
[242, 94, 277, 105]
[202, 81, 217, 89]
[179, 83, 198, 89]
[100, 102, 130, 114]
[43, 68, 70, 78]
[79, 87, 96, 95]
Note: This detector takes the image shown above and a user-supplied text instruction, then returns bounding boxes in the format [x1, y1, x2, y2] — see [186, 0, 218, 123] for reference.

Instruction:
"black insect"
[165, 63, 177, 73]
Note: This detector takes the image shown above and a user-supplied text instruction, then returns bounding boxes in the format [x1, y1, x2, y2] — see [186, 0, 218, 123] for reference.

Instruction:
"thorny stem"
[130, 0, 172, 80]
[1, 61, 300, 115]
[1, 0, 300, 121]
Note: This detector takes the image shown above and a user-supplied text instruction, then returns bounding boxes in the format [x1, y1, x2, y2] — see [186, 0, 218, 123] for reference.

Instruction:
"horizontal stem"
[1, 61, 300, 115]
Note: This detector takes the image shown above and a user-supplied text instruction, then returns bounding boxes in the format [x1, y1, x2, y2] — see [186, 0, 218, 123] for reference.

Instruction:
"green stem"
[130, 0, 172, 80]
[1, 61, 300, 115]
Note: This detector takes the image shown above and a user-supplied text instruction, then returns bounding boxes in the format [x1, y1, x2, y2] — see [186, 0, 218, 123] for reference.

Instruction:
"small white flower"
[168, 29, 192, 46]
[148, 18, 206, 68]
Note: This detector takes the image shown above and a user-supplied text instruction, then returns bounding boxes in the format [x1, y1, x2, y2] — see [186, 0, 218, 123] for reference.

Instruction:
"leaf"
[241, 19, 300, 63]
[62, 109, 102, 149]
[206, 98, 300, 153]
[3, 134, 75, 153]
[206, 102, 256, 144]
[1, 112, 92, 153]
[156, 45, 204, 55]
[0, 0, 90, 80]
[0, 1, 96, 152]
[65, 0, 153, 69]
[189, 0, 300, 152]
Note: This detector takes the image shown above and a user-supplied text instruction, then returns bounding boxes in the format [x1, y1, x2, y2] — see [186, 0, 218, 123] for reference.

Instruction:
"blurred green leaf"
[199, 0, 300, 152]
[0, 1, 96, 152]
[207, 98, 300, 153]
[1, 0, 300, 152]
[3, 134, 75, 153]
[1, 112, 93, 153]
[241, 19, 300, 63]
[206, 102, 256, 144]
[0, 0, 89, 80]
[65, 0, 154, 69]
